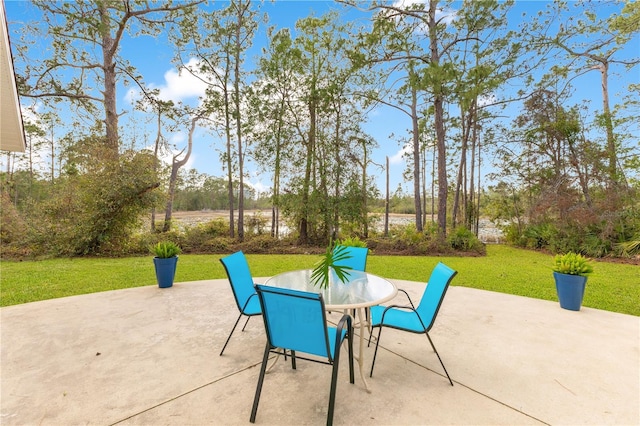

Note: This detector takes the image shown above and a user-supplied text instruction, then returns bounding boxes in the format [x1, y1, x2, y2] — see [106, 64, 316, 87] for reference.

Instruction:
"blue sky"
[4, 0, 638, 195]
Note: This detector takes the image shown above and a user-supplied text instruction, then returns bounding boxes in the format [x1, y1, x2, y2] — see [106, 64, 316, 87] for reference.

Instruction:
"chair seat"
[274, 326, 346, 358]
[241, 296, 261, 316]
[370, 305, 426, 333]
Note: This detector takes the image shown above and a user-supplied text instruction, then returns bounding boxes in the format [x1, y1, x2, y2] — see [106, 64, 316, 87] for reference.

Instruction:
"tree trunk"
[271, 103, 284, 239]
[224, 88, 235, 238]
[299, 92, 315, 245]
[410, 82, 423, 232]
[384, 156, 389, 237]
[233, 0, 247, 241]
[361, 137, 368, 238]
[151, 108, 162, 232]
[99, 3, 119, 154]
[599, 61, 617, 185]
[163, 118, 197, 232]
[429, 0, 447, 238]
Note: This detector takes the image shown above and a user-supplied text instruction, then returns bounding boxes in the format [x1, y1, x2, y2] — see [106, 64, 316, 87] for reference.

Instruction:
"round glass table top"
[264, 269, 397, 310]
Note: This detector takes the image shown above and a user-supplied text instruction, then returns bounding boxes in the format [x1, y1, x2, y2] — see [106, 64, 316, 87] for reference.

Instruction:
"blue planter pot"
[553, 272, 587, 311]
[154, 256, 178, 288]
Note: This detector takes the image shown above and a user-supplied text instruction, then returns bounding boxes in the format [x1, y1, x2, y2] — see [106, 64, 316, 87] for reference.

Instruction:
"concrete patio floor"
[1, 278, 638, 425]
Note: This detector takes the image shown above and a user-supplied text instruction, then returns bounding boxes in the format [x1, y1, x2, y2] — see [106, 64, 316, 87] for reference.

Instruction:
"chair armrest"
[381, 304, 414, 314]
[335, 314, 353, 348]
[379, 304, 429, 331]
[379, 304, 412, 326]
[240, 292, 259, 312]
[397, 289, 417, 310]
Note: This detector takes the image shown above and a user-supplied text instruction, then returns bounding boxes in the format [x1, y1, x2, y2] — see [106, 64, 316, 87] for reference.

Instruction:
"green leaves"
[310, 244, 353, 289]
[152, 241, 182, 258]
[552, 252, 594, 276]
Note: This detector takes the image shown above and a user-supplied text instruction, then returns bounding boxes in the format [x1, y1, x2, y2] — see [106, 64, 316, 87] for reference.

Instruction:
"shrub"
[447, 226, 486, 254]
[236, 234, 280, 253]
[616, 235, 640, 257]
[246, 211, 268, 235]
[551, 252, 594, 276]
[203, 219, 229, 237]
[182, 224, 214, 252]
[582, 233, 611, 258]
[522, 223, 556, 249]
[151, 241, 181, 258]
[204, 237, 232, 252]
[337, 236, 367, 248]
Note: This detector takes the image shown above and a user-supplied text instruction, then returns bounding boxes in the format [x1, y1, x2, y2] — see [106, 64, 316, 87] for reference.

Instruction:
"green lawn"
[1, 245, 638, 316]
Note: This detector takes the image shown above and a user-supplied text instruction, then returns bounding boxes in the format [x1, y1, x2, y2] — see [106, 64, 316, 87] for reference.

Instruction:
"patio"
[1, 277, 638, 425]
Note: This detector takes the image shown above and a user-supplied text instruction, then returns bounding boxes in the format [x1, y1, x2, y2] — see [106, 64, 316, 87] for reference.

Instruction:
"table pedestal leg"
[353, 307, 372, 393]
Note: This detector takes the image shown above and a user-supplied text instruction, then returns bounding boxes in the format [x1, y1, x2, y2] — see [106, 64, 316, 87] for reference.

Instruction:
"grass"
[1, 245, 638, 316]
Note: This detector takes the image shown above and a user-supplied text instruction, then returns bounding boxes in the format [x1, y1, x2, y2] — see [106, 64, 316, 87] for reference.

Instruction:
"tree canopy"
[3, 0, 638, 258]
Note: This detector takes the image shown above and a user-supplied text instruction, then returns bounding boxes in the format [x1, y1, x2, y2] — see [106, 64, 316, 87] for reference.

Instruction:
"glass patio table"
[264, 269, 397, 391]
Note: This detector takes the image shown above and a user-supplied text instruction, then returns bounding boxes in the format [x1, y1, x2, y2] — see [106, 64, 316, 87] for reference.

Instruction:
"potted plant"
[551, 251, 594, 311]
[311, 243, 353, 289]
[152, 241, 181, 288]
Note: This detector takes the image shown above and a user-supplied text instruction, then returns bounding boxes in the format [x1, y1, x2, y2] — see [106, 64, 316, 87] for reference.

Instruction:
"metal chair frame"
[250, 285, 354, 426]
[368, 262, 457, 386]
[219, 251, 262, 356]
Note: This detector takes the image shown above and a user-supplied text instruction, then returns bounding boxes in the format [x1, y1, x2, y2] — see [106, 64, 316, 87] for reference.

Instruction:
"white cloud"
[156, 58, 208, 103]
[389, 0, 458, 27]
[392, 0, 426, 8]
[478, 93, 497, 108]
[389, 143, 412, 164]
[124, 58, 209, 107]
[249, 179, 270, 195]
[124, 87, 141, 105]
[169, 131, 186, 145]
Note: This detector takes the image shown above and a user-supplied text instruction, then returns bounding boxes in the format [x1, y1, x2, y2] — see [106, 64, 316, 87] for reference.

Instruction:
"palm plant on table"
[311, 243, 353, 289]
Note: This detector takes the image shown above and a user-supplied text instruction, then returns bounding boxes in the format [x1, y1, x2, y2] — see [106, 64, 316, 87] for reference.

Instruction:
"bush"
[522, 223, 557, 249]
[204, 237, 233, 252]
[236, 234, 279, 253]
[17, 147, 160, 257]
[337, 236, 367, 248]
[447, 226, 486, 254]
[245, 211, 268, 235]
[202, 219, 229, 237]
[151, 241, 181, 258]
[552, 252, 594, 276]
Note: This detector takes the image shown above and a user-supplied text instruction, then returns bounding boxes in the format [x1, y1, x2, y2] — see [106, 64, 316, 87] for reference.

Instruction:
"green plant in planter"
[311, 243, 353, 289]
[152, 241, 181, 258]
[552, 252, 594, 275]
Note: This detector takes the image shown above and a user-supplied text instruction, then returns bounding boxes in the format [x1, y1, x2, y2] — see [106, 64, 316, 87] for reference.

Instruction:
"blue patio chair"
[368, 262, 457, 386]
[250, 285, 354, 426]
[219, 251, 262, 356]
[333, 245, 369, 319]
[333, 245, 368, 271]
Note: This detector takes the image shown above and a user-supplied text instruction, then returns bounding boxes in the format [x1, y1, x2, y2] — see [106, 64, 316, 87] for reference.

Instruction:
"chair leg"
[220, 312, 244, 356]
[250, 343, 272, 423]
[426, 333, 453, 386]
[291, 350, 296, 370]
[347, 327, 354, 384]
[241, 315, 251, 331]
[369, 326, 384, 378]
[327, 342, 341, 426]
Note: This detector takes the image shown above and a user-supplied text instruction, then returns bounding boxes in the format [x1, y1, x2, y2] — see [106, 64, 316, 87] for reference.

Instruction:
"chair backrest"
[220, 251, 256, 312]
[332, 245, 369, 271]
[255, 285, 332, 359]
[416, 262, 457, 331]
